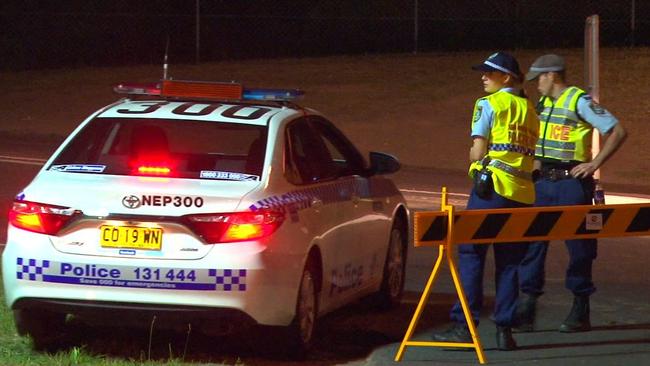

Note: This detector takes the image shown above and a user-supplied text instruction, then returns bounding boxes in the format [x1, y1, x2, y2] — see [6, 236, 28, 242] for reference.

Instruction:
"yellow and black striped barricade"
[395, 188, 650, 364]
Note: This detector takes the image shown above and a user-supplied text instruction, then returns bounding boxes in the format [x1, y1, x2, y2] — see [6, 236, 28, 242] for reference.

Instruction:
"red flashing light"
[161, 80, 243, 100]
[184, 210, 285, 244]
[9, 201, 78, 235]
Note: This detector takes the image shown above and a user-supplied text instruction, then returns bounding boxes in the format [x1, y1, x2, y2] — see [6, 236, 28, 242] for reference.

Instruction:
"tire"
[14, 308, 67, 351]
[375, 218, 407, 309]
[285, 261, 318, 357]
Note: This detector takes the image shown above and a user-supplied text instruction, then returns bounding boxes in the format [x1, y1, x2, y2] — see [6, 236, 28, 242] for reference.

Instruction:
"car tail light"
[183, 210, 285, 244]
[9, 201, 78, 235]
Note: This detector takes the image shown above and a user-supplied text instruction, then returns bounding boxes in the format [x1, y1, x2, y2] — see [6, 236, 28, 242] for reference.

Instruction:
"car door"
[284, 117, 363, 310]
[308, 117, 389, 294]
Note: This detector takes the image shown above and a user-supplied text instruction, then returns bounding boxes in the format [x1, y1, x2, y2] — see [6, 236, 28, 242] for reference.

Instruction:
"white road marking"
[400, 188, 469, 197]
[0, 155, 46, 166]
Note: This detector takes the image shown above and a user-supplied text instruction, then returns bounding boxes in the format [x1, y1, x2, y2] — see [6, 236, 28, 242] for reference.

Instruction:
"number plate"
[100, 225, 163, 250]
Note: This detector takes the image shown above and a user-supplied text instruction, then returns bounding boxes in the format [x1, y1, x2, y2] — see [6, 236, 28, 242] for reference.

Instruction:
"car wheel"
[286, 261, 318, 357]
[14, 308, 67, 350]
[376, 218, 406, 309]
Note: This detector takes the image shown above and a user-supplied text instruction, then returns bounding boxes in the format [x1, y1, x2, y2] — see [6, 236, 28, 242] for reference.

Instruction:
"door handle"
[311, 198, 323, 209]
[351, 194, 360, 205]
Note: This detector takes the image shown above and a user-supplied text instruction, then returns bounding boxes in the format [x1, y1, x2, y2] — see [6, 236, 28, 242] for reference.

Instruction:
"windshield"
[49, 117, 267, 181]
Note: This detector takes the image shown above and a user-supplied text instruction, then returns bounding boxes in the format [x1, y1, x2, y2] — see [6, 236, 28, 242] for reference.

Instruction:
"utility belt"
[472, 157, 531, 199]
[539, 161, 580, 182]
[539, 168, 573, 181]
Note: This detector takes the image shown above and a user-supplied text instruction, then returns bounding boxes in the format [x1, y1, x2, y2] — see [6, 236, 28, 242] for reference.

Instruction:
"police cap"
[472, 52, 523, 80]
[526, 54, 565, 81]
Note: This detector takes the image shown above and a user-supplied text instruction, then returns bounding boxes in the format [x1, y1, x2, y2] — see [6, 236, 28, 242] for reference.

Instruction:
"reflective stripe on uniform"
[539, 110, 579, 127]
[489, 143, 535, 156]
[537, 140, 576, 150]
[488, 159, 532, 180]
[534, 147, 575, 160]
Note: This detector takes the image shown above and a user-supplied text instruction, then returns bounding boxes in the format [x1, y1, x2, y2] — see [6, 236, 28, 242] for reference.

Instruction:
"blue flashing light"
[243, 88, 304, 101]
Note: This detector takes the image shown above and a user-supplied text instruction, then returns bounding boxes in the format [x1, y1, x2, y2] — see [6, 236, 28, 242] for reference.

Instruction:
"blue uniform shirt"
[575, 94, 618, 134]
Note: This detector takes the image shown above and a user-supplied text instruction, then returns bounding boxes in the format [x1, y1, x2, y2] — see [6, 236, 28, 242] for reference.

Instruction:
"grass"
[0, 271, 231, 366]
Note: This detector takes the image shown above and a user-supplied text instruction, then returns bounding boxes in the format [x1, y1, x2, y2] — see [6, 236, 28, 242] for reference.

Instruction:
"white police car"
[2, 79, 409, 353]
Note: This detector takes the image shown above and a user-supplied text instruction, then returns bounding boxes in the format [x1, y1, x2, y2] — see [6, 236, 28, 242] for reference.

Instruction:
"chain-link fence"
[1, 0, 647, 70]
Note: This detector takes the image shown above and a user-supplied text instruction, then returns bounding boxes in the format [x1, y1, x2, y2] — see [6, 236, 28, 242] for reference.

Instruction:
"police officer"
[516, 54, 627, 332]
[432, 52, 539, 350]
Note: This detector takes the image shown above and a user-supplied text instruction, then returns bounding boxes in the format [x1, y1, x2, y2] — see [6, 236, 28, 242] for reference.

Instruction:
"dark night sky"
[1, 1, 646, 70]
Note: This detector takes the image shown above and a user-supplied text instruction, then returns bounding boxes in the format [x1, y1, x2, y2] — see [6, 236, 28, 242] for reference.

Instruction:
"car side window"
[285, 118, 336, 185]
[310, 117, 367, 178]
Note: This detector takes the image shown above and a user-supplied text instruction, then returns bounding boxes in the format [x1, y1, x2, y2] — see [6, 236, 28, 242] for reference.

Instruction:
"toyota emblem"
[122, 195, 141, 209]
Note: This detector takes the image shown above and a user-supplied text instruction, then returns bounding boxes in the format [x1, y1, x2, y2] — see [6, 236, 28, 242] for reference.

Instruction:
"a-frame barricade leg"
[394, 244, 446, 361]
[394, 187, 487, 364]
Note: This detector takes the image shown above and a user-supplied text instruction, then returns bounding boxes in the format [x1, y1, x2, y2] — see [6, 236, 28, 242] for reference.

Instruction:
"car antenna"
[163, 36, 170, 81]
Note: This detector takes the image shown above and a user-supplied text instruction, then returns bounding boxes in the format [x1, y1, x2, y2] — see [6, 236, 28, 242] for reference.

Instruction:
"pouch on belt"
[473, 158, 493, 199]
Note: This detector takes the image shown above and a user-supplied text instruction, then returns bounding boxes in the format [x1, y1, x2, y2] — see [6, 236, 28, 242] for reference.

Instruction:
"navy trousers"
[450, 188, 530, 327]
[519, 176, 597, 297]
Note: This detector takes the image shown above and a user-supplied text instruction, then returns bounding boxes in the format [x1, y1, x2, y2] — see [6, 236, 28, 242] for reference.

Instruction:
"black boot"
[432, 323, 472, 343]
[496, 326, 517, 351]
[559, 295, 591, 332]
[513, 293, 537, 332]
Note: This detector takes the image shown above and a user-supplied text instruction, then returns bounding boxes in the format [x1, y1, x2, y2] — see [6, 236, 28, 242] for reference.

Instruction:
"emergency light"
[113, 83, 161, 96]
[114, 80, 304, 102]
[243, 88, 304, 101]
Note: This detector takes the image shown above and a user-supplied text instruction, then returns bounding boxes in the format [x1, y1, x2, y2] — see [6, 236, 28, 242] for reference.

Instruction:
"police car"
[2, 79, 409, 353]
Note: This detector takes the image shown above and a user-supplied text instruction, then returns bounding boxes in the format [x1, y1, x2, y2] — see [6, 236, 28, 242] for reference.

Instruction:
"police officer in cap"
[516, 54, 627, 333]
[432, 52, 539, 350]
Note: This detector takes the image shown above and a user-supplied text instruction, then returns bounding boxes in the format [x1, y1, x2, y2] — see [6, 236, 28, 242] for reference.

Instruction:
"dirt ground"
[1, 48, 648, 192]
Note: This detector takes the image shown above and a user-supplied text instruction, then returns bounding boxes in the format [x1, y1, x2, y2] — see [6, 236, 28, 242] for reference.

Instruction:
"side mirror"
[369, 151, 401, 175]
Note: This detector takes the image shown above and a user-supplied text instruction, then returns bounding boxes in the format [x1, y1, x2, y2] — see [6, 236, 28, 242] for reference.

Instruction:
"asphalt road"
[0, 140, 648, 365]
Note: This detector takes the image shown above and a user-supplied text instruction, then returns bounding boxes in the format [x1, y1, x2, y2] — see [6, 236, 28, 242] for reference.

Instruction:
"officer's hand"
[570, 162, 598, 179]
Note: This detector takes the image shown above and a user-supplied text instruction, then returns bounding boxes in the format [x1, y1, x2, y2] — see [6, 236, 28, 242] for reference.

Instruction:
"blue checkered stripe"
[248, 176, 398, 215]
[489, 143, 535, 156]
[208, 269, 247, 291]
[16, 258, 50, 281]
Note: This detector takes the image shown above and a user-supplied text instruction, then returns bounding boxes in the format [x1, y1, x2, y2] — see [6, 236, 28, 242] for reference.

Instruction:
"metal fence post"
[196, 0, 201, 64]
[631, 0, 636, 46]
[413, 0, 419, 54]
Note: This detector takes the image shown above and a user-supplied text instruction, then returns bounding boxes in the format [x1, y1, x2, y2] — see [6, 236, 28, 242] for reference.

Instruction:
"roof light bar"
[113, 81, 303, 102]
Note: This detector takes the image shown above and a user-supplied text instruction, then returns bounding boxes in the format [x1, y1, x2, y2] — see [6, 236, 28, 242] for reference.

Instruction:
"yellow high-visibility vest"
[536, 86, 592, 162]
[469, 89, 539, 204]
